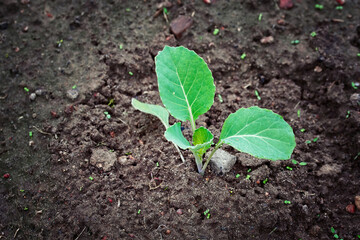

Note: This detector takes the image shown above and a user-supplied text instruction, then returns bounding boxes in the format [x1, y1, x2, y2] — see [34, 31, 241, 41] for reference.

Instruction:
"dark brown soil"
[1, 0, 359, 239]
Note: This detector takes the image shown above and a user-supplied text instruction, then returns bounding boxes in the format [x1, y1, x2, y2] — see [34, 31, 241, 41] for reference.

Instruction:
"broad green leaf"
[155, 46, 215, 126]
[164, 123, 191, 149]
[131, 98, 169, 129]
[220, 106, 295, 160]
[190, 127, 213, 156]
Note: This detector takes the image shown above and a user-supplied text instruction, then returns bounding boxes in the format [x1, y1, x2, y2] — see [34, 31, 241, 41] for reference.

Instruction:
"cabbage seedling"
[132, 46, 295, 175]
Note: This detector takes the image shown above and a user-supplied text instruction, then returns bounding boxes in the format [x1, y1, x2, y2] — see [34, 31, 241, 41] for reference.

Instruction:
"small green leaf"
[236, 174, 240, 178]
[291, 159, 298, 164]
[190, 127, 213, 156]
[164, 123, 191, 149]
[331, 227, 336, 234]
[213, 28, 219, 35]
[220, 107, 296, 160]
[299, 162, 307, 166]
[155, 46, 215, 129]
[132, 98, 170, 129]
[241, 53, 246, 59]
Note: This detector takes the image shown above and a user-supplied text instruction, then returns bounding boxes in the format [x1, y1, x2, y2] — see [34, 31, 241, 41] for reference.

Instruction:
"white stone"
[209, 149, 237, 174]
[90, 148, 116, 171]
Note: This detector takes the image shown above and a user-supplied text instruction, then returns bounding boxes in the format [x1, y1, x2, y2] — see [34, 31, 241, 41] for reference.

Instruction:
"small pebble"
[314, 66, 322, 72]
[176, 209, 183, 215]
[165, 229, 171, 235]
[66, 89, 79, 100]
[29, 93, 36, 101]
[260, 36, 274, 44]
[29, 140, 35, 147]
[350, 93, 360, 106]
[355, 196, 360, 210]
[346, 204, 355, 214]
[35, 89, 45, 96]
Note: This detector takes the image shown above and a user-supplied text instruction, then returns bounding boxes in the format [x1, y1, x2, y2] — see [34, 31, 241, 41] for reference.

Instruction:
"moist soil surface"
[1, 0, 360, 239]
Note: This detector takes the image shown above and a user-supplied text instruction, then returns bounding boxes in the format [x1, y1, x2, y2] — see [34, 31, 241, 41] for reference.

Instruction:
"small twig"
[32, 126, 52, 135]
[293, 101, 300, 110]
[0, 94, 7, 100]
[74, 227, 86, 240]
[173, 143, 185, 163]
[13, 228, 20, 239]
[268, 227, 277, 235]
[148, 178, 163, 190]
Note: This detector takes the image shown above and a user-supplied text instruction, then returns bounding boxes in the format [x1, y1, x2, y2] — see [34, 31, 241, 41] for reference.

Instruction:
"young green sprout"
[132, 46, 296, 175]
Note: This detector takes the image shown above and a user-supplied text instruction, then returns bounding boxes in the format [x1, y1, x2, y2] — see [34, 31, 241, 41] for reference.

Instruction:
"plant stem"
[190, 118, 196, 133]
[173, 143, 185, 163]
[200, 141, 223, 175]
[193, 152, 203, 173]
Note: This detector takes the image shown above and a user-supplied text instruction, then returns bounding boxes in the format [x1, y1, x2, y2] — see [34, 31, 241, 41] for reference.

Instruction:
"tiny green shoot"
[132, 46, 296, 175]
[336, 6, 343, 10]
[218, 94, 223, 103]
[246, 175, 251, 180]
[129, 72, 133, 76]
[313, 137, 319, 142]
[315, 4, 324, 10]
[24, 87, 29, 92]
[203, 209, 211, 219]
[89, 176, 94, 181]
[247, 169, 252, 172]
[213, 28, 219, 35]
[291, 40, 300, 45]
[299, 162, 307, 166]
[254, 90, 261, 100]
[346, 110, 350, 118]
[156, 162, 159, 167]
[306, 140, 312, 144]
[163, 7, 168, 15]
[263, 178, 268, 184]
[357, 53, 360, 57]
[284, 200, 291, 204]
[241, 53, 246, 59]
[291, 159, 298, 164]
[310, 32, 317, 37]
[137, 209, 141, 214]
[297, 110, 301, 118]
[126, 8, 131, 12]
[286, 166, 293, 171]
[119, 44, 123, 50]
[236, 174, 240, 178]
[351, 82, 358, 89]
[24, 207, 28, 211]
[20, 189, 25, 192]
[108, 99, 115, 107]
[29, 131, 33, 137]
[57, 39, 63, 47]
[300, 128, 305, 132]
[104, 112, 111, 119]
[258, 13, 263, 21]
[72, 85, 77, 89]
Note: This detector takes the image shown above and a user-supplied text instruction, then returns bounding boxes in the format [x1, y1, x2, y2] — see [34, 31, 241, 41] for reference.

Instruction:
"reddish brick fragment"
[3, 173, 10, 179]
[279, 0, 293, 9]
[170, 16, 193, 39]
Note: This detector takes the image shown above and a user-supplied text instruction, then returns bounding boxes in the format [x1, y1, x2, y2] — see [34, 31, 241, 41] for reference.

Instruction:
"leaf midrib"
[170, 51, 195, 125]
